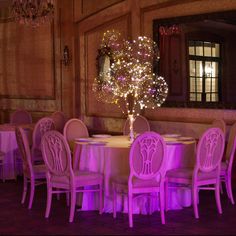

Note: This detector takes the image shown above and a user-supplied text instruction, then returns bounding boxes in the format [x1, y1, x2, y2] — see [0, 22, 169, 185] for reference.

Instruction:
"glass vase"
[128, 114, 135, 142]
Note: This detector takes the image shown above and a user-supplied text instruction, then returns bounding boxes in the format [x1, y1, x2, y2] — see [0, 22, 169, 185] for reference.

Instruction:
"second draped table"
[0, 123, 34, 180]
[73, 135, 196, 214]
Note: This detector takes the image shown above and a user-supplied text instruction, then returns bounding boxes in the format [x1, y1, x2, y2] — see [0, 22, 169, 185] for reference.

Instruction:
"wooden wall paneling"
[0, 0, 62, 123]
[225, 34, 236, 104]
[0, 23, 55, 99]
[76, 0, 131, 123]
[59, 0, 76, 118]
[145, 107, 236, 125]
[74, 0, 124, 22]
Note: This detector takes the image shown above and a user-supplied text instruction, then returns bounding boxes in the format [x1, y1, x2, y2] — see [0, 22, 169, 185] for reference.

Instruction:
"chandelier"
[11, 0, 54, 27]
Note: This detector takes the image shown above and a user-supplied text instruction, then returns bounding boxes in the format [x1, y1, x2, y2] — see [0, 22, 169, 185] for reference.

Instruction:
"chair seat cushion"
[74, 170, 103, 184]
[31, 164, 46, 179]
[166, 168, 192, 179]
[166, 168, 219, 183]
[112, 175, 160, 188]
[51, 170, 103, 186]
[33, 164, 46, 173]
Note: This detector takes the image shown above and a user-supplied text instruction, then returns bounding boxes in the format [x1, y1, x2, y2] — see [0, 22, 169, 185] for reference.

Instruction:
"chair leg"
[165, 180, 168, 211]
[113, 183, 117, 218]
[13, 152, 17, 181]
[56, 188, 60, 200]
[69, 188, 76, 223]
[192, 186, 199, 219]
[45, 185, 52, 218]
[160, 190, 166, 225]
[28, 179, 35, 209]
[226, 175, 235, 205]
[220, 180, 223, 194]
[128, 193, 133, 228]
[148, 194, 152, 215]
[215, 181, 223, 214]
[21, 176, 28, 204]
[197, 189, 200, 205]
[99, 182, 103, 215]
[66, 192, 70, 207]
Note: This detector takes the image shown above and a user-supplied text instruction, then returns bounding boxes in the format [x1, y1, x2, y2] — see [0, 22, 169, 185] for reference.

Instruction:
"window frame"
[153, 10, 236, 109]
[188, 39, 222, 103]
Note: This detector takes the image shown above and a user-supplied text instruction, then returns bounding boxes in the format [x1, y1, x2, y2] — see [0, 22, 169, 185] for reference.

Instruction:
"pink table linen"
[74, 135, 196, 214]
[0, 123, 34, 180]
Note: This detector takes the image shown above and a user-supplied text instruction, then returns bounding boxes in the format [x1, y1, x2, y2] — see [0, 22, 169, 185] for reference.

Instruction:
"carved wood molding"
[144, 107, 236, 125]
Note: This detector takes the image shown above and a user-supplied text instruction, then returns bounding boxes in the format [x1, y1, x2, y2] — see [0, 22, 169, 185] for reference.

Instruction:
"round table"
[73, 135, 196, 214]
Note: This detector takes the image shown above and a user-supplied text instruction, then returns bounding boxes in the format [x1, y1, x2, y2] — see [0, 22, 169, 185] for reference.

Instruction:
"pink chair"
[63, 118, 89, 143]
[10, 109, 32, 124]
[212, 119, 226, 136]
[15, 127, 46, 209]
[165, 127, 225, 219]
[51, 111, 67, 134]
[123, 115, 150, 135]
[31, 117, 55, 164]
[112, 131, 167, 228]
[41, 130, 103, 222]
[220, 122, 236, 204]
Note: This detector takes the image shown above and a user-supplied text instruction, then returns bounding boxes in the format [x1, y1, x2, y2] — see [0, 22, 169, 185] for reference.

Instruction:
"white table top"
[74, 134, 196, 148]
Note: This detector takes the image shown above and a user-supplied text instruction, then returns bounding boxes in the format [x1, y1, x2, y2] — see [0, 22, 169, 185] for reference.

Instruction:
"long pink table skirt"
[74, 136, 195, 214]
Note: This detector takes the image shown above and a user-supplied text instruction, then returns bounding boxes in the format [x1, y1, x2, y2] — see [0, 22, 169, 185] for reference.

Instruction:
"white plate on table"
[92, 134, 112, 138]
[89, 141, 107, 146]
[75, 138, 93, 142]
[163, 134, 181, 138]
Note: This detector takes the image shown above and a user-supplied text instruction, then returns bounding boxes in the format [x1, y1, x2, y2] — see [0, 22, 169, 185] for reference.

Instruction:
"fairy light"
[93, 30, 168, 119]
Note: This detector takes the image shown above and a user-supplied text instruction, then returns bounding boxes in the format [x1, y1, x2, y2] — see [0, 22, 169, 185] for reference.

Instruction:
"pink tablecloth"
[74, 135, 196, 214]
[0, 123, 34, 180]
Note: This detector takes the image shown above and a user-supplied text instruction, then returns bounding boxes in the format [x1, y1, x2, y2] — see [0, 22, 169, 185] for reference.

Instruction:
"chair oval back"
[63, 118, 89, 142]
[10, 109, 32, 124]
[51, 111, 67, 134]
[196, 127, 225, 172]
[41, 130, 72, 176]
[15, 127, 33, 176]
[211, 119, 226, 136]
[129, 131, 166, 180]
[123, 115, 150, 135]
[31, 117, 55, 156]
[225, 122, 236, 166]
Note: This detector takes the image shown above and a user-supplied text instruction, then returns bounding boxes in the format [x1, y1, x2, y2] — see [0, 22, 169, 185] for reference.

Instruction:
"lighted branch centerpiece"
[93, 30, 168, 141]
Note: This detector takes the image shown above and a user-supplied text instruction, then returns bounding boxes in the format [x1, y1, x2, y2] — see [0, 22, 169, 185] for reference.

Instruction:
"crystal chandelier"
[11, 0, 54, 27]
